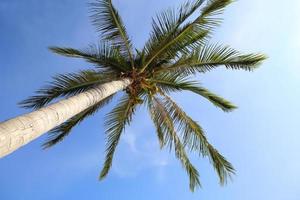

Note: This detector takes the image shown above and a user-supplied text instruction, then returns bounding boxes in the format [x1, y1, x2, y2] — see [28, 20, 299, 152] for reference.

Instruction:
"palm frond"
[143, 0, 206, 70]
[147, 96, 169, 149]
[161, 93, 235, 185]
[150, 95, 201, 191]
[89, 0, 134, 67]
[49, 43, 129, 72]
[200, 0, 233, 29]
[145, 0, 206, 55]
[19, 70, 115, 109]
[99, 94, 137, 179]
[142, 0, 234, 71]
[207, 144, 235, 185]
[186, 85, 237, 112]
[152, 74, 236, 112]
[157, 44, 267, 74]
[42, 94, 115, 148]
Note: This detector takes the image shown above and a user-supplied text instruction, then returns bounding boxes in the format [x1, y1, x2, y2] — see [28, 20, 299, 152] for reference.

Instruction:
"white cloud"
[112, 128, 170, 179]
[122, 131, 138, 153]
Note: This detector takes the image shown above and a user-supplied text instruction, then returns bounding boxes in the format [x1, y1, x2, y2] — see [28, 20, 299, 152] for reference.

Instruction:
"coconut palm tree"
[0, 0, 266, 191]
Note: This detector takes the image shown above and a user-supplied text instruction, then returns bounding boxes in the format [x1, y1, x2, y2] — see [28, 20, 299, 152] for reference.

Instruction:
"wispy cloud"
[112, 126, 170, 180]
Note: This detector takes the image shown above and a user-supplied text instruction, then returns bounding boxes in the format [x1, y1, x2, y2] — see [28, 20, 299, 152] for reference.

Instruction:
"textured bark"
[0, 79, 131, 158]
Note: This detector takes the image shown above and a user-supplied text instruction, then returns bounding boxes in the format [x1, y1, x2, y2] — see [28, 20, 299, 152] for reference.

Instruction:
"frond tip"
[149, 95, 201, 191]
[19, 70, 110, 110]
[99, 94, 137, 179]
[207, 144, 235, 185]
[160, 93, 235, 186]
[152, 74, 237, 112]
[159, 44, 267, 75]
[89, 0, 134, 66]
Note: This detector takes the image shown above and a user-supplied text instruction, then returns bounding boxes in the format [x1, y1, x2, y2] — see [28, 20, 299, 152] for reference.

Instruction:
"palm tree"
[0, 0, 266, 191]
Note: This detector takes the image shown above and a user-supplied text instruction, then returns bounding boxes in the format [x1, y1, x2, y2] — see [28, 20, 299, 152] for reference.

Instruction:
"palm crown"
[20, 0, 266, 191]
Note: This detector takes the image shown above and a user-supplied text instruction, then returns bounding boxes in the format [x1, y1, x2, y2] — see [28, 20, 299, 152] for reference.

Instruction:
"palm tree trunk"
[0, 79, 131, 158]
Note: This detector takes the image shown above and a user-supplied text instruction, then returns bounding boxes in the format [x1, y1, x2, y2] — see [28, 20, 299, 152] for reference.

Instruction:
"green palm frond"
[152, 74, 236, 112]
[200, 0, 233, 29]
[143, 0, 206, 61]
[134, 48, 147, 67]
[150, 95, 201, 191]
[142, 0, 233, 71]
[184, 85, 237, 112]
[99, 94, 137, 179]
[161, 93, 235, 185]
[157, 44, 267, 74]
[207, 144, 235, 185]
[147, 101, 165, 148]
[172, 128, 201, 191]
[19, 70, 115, 109]
[49, 43, 129, 72]
[89, 0, 134, 67]
[43, 94, 115, 149]
[147, 96, 171, 149]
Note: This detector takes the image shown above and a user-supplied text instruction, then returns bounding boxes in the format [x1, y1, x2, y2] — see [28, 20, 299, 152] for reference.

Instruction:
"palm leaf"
[147, 96, 169, 149]
[142, 0, 234, 71]
[144, 0, 206, 60]
[19, 70, 115, 109]
[42, 94, 115, 148]
[200, 0, 233, 29]
[99, 94, 137, 179]
[157, 44, 267, 74]
[89, 0, 134, 67]
[150, 95, 201, 191]
[49, 43, 129, 72]
[161, 93, 235, 185]
[152, 74, 236, 112]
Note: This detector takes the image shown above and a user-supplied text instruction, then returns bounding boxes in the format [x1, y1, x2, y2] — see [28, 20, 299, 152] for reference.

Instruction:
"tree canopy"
[20, 0, 266, 191]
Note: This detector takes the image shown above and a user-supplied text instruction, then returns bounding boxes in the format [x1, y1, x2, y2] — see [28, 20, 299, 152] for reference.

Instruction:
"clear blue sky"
[1, 0, 300, 199]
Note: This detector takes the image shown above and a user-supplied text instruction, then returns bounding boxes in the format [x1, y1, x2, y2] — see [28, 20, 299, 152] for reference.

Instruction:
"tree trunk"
[0, 79, 131, 158]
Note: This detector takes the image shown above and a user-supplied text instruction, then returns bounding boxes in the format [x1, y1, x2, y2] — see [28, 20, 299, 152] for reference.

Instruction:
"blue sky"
[0, 0, 300, 199]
